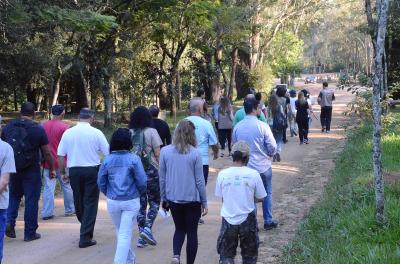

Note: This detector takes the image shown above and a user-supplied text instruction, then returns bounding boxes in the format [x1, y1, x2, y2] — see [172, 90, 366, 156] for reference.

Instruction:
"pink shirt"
[42, 119, 69, 169]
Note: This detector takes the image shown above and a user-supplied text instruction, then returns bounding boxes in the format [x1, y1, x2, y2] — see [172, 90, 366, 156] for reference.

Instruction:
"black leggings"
[297, 118, 309, 143]
[218, 129, 232, 151]
[170, 202, 202, 264]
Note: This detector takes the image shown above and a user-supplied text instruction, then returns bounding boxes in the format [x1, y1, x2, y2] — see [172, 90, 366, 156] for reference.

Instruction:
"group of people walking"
[0, 81, 335, 264]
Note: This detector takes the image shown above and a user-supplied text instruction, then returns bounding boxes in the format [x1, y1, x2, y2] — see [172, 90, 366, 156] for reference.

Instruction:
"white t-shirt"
[58, 122, 109, 168]
[289, 97, 297, 115]
[215, 166, 267, 225]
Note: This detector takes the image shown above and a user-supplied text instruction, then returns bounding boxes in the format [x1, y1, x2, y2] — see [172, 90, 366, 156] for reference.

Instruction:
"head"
[298, 90, 306, 102]
[196, 89, 205, 99]
[189, 98, 204, 116]
[149, 105, 160, 119]
[51, 104, 65, 120]
[247, 87, 256, 96]
[79, 108, 95, 123]
[219, 96, 231, 113]
[231, 141, 250, 165]
[276, 85, 287, 97]
[301, 89, 310, 99]
[129, 106, 153, 129]
[289, 90, 297, 98]
[110, 128, 133, 152]
[323, 82, 328, 88]
[244, 98, 259, 116]
[173, 120, 197, 154]
[255, 92, 262, 102]
[20, 102, 35, 119]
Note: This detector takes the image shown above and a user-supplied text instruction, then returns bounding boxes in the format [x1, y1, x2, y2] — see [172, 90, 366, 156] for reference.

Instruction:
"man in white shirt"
[57, 108, 109, 248]
[215, 141, 267, 264]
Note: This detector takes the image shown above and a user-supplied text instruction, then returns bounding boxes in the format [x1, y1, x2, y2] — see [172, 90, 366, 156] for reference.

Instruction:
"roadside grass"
[280, 112, 400, 264]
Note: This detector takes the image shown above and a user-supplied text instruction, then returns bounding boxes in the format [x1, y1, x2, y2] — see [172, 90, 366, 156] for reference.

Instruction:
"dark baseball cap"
[52, 104, 65, 116]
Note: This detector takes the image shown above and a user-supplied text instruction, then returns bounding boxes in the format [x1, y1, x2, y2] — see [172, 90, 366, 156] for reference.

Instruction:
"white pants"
[107, 198, 140, 264]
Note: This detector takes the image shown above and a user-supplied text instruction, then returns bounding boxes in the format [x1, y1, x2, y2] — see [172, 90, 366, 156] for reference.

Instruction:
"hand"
[0, 183, 7, 193]
[50, 170, 57, 179]
[202, 206, 208, 216]
[61, 174, 70, 183]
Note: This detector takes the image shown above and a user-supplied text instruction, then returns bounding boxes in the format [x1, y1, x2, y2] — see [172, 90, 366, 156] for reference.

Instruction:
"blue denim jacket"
[98, 151, 147, 201]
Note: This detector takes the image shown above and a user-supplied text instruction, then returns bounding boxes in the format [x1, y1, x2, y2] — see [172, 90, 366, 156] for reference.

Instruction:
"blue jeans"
[42, 169, 75, 217]
[273, 131, 283, 154]
[0, 209, 6, 262]
[7, 168, 41, 238]
[259, 168, 273, 225]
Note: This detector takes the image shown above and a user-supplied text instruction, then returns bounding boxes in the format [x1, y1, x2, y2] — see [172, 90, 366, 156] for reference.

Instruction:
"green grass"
[280, 112, 400, 264]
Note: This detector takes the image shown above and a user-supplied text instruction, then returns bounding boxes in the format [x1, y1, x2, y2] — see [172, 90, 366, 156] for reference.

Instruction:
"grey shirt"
[159, 145, 207, 208]
[318, 88, 335, 107]
[0, 139, 16, 209]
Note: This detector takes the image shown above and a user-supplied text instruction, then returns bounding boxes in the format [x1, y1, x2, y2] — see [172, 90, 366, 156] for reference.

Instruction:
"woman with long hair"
[266, 94, 285, 162]
[159, 120, 208, 264]
[217, 96, 234, 157]
[129, 106, 163, 248]
[295, 91, 310, 144]
[98, 128, 147, 264]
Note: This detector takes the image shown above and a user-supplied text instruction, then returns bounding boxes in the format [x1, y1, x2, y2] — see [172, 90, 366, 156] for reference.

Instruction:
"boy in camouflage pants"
[215, 141, 267, 264]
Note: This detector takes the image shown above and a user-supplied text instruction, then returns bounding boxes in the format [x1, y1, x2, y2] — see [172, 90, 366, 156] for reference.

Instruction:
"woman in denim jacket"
[98, 128, 147, 264]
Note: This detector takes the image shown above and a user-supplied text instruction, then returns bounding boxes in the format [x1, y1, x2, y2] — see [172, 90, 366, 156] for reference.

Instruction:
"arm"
[194, 151, 208, 214]
[165, 124, 172, 145]
[0, 173, 10, 193]
[98, 132, 110, 156]
[0, 146, 16, 193]
[97, 162, 108, 195]
[158, 150, 167, 201]
[264, 125, 277, 157]
[41, 145, 55, 177]
[208, 123, 219, 160]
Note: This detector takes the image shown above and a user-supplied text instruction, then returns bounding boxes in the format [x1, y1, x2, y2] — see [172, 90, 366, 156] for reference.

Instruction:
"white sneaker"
[171, 255, 180, 264]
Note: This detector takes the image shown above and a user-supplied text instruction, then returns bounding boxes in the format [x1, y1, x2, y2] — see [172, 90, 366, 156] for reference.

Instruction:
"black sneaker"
[79, 239, 97, 248]
[24, 233, 41, 242]
[5, 224, 16, 238]
[264, 221, 278, 230]
[42, 215, 54, 220]
[276, 153, 281, 162]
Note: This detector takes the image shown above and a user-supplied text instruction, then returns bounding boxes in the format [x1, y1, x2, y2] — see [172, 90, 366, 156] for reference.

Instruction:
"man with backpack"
[41, 104, 75, 220]
[1, 102, 55, 242]
[0, 117, 16, 262]
[57, 108, 109, 248]
[233, 98, 278, 231]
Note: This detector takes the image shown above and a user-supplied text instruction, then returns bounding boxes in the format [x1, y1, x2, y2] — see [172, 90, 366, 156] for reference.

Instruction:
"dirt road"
[4, 82, 353, 264]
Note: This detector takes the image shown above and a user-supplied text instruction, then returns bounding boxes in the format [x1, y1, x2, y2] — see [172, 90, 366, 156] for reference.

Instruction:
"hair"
[218, 96, 231, 114]
[323, 81, 328, 88]
[20, 102, 35, 117]
[196, 89, 205, 97]
[232, 151, 249, 164]
[268, 94, 279, 116]
[110, 128, 133, 152]
[276, 86, 287, 97]
[247, 87, 256, 95]
[255, 92, 262, 101]
[189, 98, 203, 114]
[244, 98, 259, 114]
[297, 90, 307, 105]
[173, 120, 197, 154]
[149, 105, 160, 118]
[129, 106, 153, 129]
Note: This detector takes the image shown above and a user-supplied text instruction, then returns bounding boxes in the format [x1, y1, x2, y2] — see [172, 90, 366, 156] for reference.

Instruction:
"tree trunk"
[177, 69, 182, 110]
[102, 70, 112, 128]
[366, 0, 390, 225]
[13, 88, 18, 111]
[227, 48, 238, 99]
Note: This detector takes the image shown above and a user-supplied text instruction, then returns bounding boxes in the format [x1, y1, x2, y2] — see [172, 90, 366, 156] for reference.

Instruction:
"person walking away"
[296, 91, 310, 145]
[129, 106, 163, 248]
[276, 87, 290, 143]
[194, 89, 212, 121]
[266, 95, 286, 162]
[288, 90, 298, 137]
[57, 108, 109, 248]
[98, 128, 147, 264]
[232, 98, 278, 230]
[255, 92, 268, 120]
[159, 120, 208, 264]
[2, 102, 55, 242]
[217, 96, 234, 157]
[211, 98, 220, 130]
[215, 141, 267, 264]
[41, 104, 75, 220]
[301, 89, 313, 127]
[149, 105, 171, 148]
[0, 119, 16, 263]
[233, 92, 267, 127]
[318, 81, 335, 133]
[186, 98, 218, 224]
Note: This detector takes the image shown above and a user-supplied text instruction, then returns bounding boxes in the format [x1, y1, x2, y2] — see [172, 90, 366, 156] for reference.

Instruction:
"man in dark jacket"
[149, 105, 171, 148]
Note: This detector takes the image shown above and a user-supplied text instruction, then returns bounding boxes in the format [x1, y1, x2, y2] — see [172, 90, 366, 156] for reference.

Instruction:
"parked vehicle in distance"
[305, 76, 317, 84]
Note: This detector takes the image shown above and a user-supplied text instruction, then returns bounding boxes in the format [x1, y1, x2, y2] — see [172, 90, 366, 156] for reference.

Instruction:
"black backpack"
[4, 120, 34, 172]
[272, 107, 288, 132]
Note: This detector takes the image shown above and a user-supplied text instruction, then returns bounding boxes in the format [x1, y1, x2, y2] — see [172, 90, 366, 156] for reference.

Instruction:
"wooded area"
[0, 0, 399, 127]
